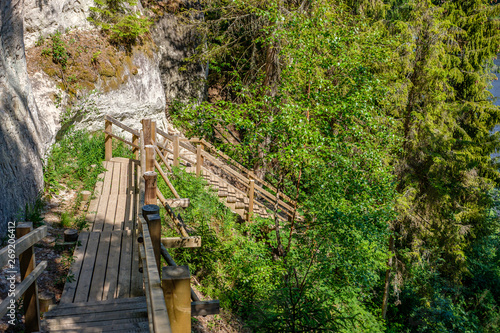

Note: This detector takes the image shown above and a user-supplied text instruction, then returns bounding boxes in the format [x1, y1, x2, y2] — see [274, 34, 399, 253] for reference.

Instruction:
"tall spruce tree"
[382, 0, 500, 330]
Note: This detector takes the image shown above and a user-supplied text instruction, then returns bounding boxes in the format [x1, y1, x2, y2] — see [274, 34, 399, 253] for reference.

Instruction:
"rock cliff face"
[23, 0, 166, 139]
[0, 1, 205, 234]
[71, 47, 168, 134]
[23, 0, 94, 48]
[152, 13, 206, 107]
[0, 0, 48, 234]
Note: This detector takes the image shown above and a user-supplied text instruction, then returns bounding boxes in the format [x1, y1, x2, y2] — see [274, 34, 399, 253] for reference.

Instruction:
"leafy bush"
[156, 166, 387, 331]
[51, 32, 69, 69]
[88, 0, 151, 46]
[109, 14, 152, 45]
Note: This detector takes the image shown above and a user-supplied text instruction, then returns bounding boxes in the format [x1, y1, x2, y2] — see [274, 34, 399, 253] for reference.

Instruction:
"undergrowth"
[157, 166, 281, 329]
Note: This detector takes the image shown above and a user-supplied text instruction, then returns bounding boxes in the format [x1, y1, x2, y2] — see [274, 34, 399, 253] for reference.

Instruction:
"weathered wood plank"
[139, 214, 172, 332]
[88, 231, 112, 301]
[164, 198, 190, 208]
[130, 161, 143, 297]
[117, 229, 132, 298]
[47, 315, 148, 331]
[45, 297, 147, 317]
[102, 230, 122, 300]
[115, 194, 127, 231]
[60, 232, 90, 304]
[119, 159, 128, 195]
[103, 162, 120, 232]
[74, 232, 101, 303]
[161, 236, 201, 248]
[45, 306, 147, 326]
[100, 161, 114, 197]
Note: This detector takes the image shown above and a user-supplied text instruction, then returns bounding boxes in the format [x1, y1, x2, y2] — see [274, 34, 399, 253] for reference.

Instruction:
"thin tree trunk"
[381, 236, 394, 319]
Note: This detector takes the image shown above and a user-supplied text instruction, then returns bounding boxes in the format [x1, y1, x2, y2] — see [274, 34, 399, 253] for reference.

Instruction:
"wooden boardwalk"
[44, 158, 147, 332]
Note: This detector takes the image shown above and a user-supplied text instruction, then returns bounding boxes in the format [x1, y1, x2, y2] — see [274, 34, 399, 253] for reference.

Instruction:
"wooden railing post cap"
[142, 204, 160, 215]
[162, 265, 190, 281]
[17, 222, 33, 230]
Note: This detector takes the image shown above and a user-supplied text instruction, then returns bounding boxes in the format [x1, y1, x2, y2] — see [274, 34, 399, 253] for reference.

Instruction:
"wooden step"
[44, 297, 148, 332]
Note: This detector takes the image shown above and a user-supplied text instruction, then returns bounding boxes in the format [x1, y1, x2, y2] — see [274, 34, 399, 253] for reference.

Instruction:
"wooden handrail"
[198, 138, 295, 204]
[138, 214, 172, 333]
[0, 224, 48, 332]
[200, 150, 295, 216]
[0, 261, 47, 318]
[200, 150, 250, 186]
[0, 225, 47, 267]
[142, 116, 299, 218]
[103, 130, 139, 149]
[156, 128, 175, 141]
[157, 190, 190, 238]
[154, 160, 180, 199]
[105, 115, 140, 136]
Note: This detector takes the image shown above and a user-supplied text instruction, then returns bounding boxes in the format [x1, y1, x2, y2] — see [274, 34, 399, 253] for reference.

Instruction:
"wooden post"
[247, 179, 255, 222]
[133, 134, 139, 159]
[143, 205, 161, 274]
[145, 145, 155, 173]
[141, 119, 152, 146]
[140, 130, 146, 172]
[162, 266, 191, 333]
[151, 120, 157, 146]
[173, 135, 180, 167]
[105, 120, 112, 161]
[144, 171, 158, 205]
[16, 223, 40, 333]
[196, 144, 204, 176]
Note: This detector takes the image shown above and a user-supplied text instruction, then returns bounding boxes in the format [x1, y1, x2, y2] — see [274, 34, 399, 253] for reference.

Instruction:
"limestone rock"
[23, 0, 94, 48]
[151, 13, 206, 107]
[0, 0, 48, 235]
[72, 48, 168, 135]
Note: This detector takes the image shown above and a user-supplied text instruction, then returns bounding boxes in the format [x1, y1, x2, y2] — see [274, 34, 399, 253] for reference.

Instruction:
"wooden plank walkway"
[44, 158, 147, 332]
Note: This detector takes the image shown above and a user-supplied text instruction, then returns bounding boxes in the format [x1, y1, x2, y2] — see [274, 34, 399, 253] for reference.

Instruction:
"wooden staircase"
[184, 165, 271, 220]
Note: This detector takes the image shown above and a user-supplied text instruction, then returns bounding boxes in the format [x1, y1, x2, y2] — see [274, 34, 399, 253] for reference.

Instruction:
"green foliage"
[60, 211, 73, 228]
[20, 196, 46, 228]
[168, 0, 500, 331]
[43, 129, 105, 196]
[51, 31, 69, 69]
[109, 14, 152, 45]
[168, 2, 401, 330]
[88, 0, 151, 46]
[35, 35, 45, 47]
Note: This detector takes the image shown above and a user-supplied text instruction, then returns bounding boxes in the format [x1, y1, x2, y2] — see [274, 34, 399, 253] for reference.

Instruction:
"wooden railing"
[0, 224, 48, 333]
[104, 115, 219, 332]
[157, 133, 300, 222]
[103, 114, 300, 222]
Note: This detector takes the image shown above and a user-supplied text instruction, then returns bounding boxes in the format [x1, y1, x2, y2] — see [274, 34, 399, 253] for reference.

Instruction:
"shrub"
[109, 14, 152, 45]
[88, 0, 151, 46]
[51, 32, 69, 69]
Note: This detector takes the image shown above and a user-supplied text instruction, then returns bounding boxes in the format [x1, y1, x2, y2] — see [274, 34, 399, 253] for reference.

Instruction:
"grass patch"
[43, 128, 135, 229]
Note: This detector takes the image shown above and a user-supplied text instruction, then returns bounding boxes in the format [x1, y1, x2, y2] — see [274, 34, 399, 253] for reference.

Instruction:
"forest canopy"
[168, 0, 500, 331]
